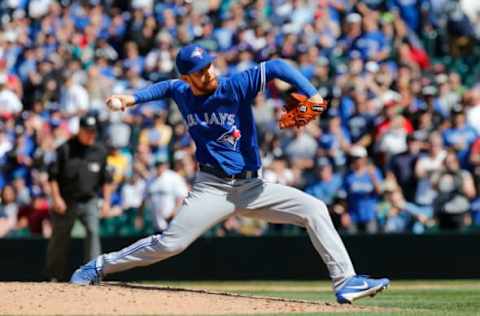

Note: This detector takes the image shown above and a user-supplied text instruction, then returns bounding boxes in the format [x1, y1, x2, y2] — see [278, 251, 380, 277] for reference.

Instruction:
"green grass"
[150, 280, 480, 316]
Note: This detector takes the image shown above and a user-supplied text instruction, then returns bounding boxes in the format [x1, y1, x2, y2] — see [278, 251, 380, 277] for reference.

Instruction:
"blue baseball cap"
[176, 44, 215, 75]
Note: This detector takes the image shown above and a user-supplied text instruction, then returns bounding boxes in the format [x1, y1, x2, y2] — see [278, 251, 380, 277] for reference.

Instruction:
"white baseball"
[109, 97, 123, 111]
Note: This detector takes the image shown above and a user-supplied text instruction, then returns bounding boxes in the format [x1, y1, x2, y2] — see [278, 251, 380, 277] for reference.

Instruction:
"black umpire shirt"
[49, 137, 110, 203]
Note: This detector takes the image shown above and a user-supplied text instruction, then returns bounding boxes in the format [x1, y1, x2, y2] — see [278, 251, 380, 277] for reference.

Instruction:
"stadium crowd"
[1, 0, 480, 239]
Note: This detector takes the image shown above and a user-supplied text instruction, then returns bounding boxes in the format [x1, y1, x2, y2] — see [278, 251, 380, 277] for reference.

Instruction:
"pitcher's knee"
[313, 199, 328, 212]
[157, 236, 191, 255]
[302, 199, 330, 225]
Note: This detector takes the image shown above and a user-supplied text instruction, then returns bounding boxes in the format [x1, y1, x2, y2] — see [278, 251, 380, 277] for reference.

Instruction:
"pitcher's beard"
[194, 78, 218, 95]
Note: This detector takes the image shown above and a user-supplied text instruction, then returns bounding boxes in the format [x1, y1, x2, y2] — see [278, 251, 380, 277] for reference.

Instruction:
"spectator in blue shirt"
[442, 108, 478, 168]
[346, 90, 375, 146]
[354, 15, 390, 61]
[318, 116, 351, 170]
[122, 42, 144, 75]
[387, 0, 429, 34]
[343, 146, 383, 233]
[214, 19, 235, 51]
[306, 157, 343, 207]
[383, 186, 433, 233]
[338, 89, 357, 126]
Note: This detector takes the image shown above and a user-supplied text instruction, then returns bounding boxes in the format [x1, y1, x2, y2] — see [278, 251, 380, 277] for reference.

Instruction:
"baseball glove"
[278, 93, 327, 129]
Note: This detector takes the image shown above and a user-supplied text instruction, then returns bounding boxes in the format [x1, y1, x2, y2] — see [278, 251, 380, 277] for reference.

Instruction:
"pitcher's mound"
[0, 282, 370, 315]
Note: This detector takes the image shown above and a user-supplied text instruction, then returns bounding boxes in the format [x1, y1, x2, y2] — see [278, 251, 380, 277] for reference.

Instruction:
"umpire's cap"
[79, 114, 97, 131]
[176, 44, 216, 75]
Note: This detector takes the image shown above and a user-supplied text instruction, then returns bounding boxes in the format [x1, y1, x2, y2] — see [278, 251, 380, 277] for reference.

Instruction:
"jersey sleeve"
[133, 79, 178, 104]
[229, 64, 266, 102]
[230, 59, 318, 103]
[264, 59, 318, 97]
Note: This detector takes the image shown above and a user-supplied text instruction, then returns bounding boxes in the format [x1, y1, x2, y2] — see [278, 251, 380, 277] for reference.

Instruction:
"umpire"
[46, 114, 112, 281]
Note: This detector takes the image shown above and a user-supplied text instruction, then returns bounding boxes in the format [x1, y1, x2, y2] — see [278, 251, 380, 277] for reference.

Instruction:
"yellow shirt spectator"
[139, 113, 172, 148]
[107, 149, 130, 184]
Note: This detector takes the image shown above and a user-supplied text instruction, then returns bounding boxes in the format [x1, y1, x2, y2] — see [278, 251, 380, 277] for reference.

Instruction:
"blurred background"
[1, 0, 480, 240]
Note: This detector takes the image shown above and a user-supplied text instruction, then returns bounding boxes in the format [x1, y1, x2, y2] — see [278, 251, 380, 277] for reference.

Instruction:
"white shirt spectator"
[263, 168, 294, 186]
[377, 129, 408, 157]
[29, 0, 52, 19]
[467, 104, 480, 134]
[461, 0, 480, 23]
[285, 132, 318, 160]
[132, 0, 153, 11]
[0, 203, 18, 237]
[252, 95, 276, 128]
[0, 88, 22, 114]
[107, 122, 132, 149]
[145, 170, 188, 231]
[145, 50, 175, 74]
[243, 29, 267, 51]
[416, 151, 447, 175]
[121, 178, 146, 210]
[290, 2, 315, 32]
[0, 132, 13, 159]
[60, 83, 89, 115]
[415, 150, 447, 206]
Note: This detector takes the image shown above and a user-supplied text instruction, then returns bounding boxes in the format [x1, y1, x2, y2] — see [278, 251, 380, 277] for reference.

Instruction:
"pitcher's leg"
[238, 180, 355, 288]
[100, 188, 235, 275]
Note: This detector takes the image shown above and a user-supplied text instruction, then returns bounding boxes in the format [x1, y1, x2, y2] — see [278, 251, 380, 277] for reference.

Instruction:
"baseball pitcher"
[70, 45, 389, 304]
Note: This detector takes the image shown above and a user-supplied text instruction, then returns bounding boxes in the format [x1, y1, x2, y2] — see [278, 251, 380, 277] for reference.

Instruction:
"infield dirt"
[0, 282, 372, 315]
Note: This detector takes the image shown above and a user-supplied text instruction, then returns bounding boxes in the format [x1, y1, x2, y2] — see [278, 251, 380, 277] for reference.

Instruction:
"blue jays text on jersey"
[185, 112, 236, 127]
[133, 59, 318, 175]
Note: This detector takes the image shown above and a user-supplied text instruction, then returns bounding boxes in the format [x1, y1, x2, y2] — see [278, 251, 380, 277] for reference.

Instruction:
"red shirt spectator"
[376, 102, 414, 137]
[17, 196, 50, 237]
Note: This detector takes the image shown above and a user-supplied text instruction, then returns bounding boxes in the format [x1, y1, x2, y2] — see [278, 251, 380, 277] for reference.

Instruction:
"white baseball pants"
[100, 171, 356, 288]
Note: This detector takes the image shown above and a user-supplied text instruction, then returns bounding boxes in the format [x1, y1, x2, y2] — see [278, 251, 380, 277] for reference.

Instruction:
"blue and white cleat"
[335, 275, 390, 304]
[70, 258, 102, 285]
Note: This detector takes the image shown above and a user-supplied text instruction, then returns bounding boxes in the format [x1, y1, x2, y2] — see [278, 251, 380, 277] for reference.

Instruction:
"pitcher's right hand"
[106, 95, 135, 112]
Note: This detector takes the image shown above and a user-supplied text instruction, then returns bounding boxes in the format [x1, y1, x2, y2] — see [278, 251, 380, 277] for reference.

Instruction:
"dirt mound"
[0, 282, 368, 315]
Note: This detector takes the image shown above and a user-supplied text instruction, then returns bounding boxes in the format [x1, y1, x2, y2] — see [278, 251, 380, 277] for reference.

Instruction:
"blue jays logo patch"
[217, 126, 241, 149]
[191, 47, 204, 59]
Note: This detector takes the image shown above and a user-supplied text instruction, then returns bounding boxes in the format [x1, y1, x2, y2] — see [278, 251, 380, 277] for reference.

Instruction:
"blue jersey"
[133, 59, 317, 175]
[387, 0, 427, 33]
[443, 125, 478, 167]
[354, 31, 387, 60]
[343, 168, 383, 223]
[305, 173, 343, 206]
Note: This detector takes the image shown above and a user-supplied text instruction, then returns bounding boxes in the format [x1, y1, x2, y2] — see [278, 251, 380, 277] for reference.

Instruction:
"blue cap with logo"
[176, 44, 215, 75]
